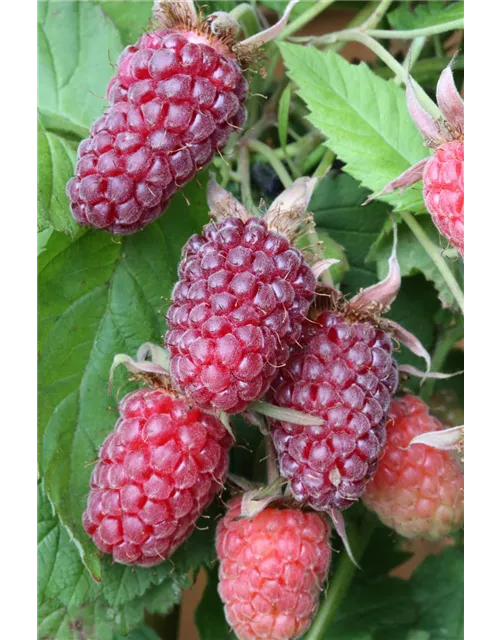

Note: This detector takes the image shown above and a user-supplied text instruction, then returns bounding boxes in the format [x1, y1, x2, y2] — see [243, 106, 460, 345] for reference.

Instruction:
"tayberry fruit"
[66, 0, 298, 234]
[363, 395, 464, 539]
[165, 179, 317, 414]
[217, 497, 331, 640]
[83, 387, 231, 566]
[367, 62, 464, 256]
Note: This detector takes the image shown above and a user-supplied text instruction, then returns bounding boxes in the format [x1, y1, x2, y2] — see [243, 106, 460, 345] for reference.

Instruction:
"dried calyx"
[207, 175, 332, 272]
[312, 227, 432, 376]
[409, 424, 464, 453]
[153, 0, 299, 60]
[108, 342, 173, 393]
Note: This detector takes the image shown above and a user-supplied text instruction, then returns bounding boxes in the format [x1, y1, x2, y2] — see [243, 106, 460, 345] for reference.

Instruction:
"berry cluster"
[72, 5, 464, 638]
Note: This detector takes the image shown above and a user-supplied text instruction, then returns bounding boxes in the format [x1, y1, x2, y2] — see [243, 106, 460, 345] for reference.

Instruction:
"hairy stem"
[312, 149, 336, 179]
[395, 36, 427, 87]
[229, 2, 261, 40]
[368, 19, 464, 39]
[360, 0, 393, 31]
[400, 211, 464, 315]
[420, 322, 464, 403]
[238, 144, 252, 210]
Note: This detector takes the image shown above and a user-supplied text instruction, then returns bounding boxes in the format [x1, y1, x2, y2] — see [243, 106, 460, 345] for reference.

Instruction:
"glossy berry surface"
[67, 29, 247, 234]
[423, 140, 464, 256]
[363, 395, 464, 539]
[165, 217, 316, 414]
[270, 311, 398, 511]
[217, 498, 331, 640]
[82, 388, 231, 566]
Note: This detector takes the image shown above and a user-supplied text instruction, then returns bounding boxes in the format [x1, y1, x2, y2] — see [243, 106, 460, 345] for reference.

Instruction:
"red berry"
[165, 217, 316, 414]
[67, 29, 247, 234]
[82, 388, 231, 566]
[216, 498, 331, 640]
[423, 140, 464, 257]
[363, 395, 464, 539]
[269, 311, 398, 511]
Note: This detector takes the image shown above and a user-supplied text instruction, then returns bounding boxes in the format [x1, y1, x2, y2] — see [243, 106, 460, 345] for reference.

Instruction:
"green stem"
[395, 36, 427, 86]
[238, 144, 253, 209]
[303, 144, 328, 173]
[420, 323, 464, 403]
[400, 211, 464, 315]
[305, 516, 375, 640]
[247, 139, 294, 188]
[340, 32, 441, 118]
[433, 34, 444, 58]
[312, 149, 336, 179]
[367, 19, 464, 39]
[326, 0, 389, 54]
[375, 55, 464, 79]
[360, 0, 393, 31]
[230, 2, 261, 40]
[280, 0, 338, 39]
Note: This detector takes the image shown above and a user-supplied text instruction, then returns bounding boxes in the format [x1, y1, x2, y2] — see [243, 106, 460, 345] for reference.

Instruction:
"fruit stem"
[265, 435, 280, 483]
[304, 515, 375, 640]
[375, 55, 464, 80]
[400, 211, 464, 315]
[238, 143, 253, 211]
[229, 2, 261, 40]
[394, 36, 427, 87]
[420, 321, 464, 403]
[279, 0, 338, 40]
[367, 19, 464, 39]
[312, 149, 336, 179]
[359, 0, 393, 31]
[246, 139, 294, 188]
[433, 34, 444, 58]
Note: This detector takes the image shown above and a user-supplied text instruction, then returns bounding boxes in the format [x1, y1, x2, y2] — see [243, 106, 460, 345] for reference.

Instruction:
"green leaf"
[38, 175, 210, 586]
[409, 548, 464, 639]
[196, 567, 237, 640]
[38, 484, 100, 630]
[280, 43, 429, 212]
[278, 83, 292, 150]
[38, 117, 79, 235]
[38, 229, 54, 256]
[323, 577, 418, 639]
[38, 601, 114, 640]
[38, 1, 124, 132]
[367, 217, 464, 311]
[310, 173, 439, 370]
[358, 524, 412, 579]
[115, 627, 162, 640]
[388, 2, 464, 30]
[99, 1, 155, 45]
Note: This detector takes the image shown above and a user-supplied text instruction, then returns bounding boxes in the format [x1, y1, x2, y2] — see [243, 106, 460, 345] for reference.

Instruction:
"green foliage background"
[38, 1, 464, 638]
